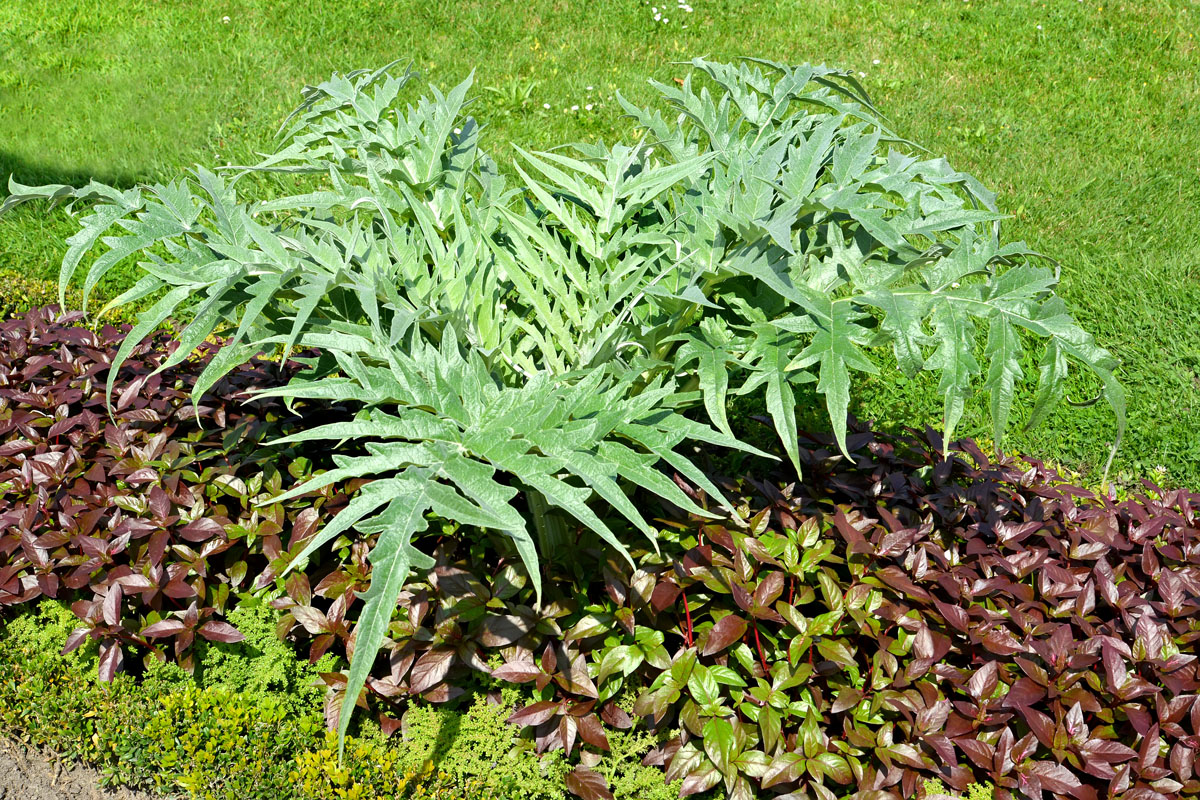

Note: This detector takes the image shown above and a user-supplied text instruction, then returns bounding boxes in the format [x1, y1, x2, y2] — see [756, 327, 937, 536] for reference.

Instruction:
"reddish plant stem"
[682, 589, 693, 647]
[752, 621, 769, 675]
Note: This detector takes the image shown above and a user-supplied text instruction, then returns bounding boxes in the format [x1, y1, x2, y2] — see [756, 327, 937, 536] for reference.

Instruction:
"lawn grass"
[2, 0, 1197, 487]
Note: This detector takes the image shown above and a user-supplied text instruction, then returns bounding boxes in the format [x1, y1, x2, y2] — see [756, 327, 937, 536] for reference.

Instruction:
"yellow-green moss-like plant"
[0, 271, 136, 325]
[0, 601, 679, 800]
[923, 777, 996, 800]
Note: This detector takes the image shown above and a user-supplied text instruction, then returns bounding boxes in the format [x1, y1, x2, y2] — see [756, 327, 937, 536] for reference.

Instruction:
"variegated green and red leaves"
[396, 425, 1200, 800]
[744, 426, 1200, 800]
[0, 307, 350, 675]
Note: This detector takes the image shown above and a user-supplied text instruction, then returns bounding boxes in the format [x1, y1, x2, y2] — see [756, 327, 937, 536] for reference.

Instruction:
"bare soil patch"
[0, 737, 161, 800]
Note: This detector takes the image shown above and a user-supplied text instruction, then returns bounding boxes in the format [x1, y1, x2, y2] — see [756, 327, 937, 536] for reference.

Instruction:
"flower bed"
[0, 55, 1180, 800]
[2, 309, 1197, 800]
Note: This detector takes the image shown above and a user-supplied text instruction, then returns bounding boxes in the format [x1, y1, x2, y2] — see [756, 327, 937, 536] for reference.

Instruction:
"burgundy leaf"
[832, 688, 864, 714]
[408, 648, 455, 695]
[1003, 678, 1046, 708]
[650, 580, 682, 613]
[491, 661, 544, 684]
[916, 700, 951, 734]
[507, 700, 561, 728]
[291, 605, 330, 635]
[565, 766, 614, 800]
[1080, 739, 1137, 763]
[178, 518, 224, 542]
[554, 650, 599, 699]
[141, 619, 187, 638]
[980, 627, 1026, 656]
[753, 571, 785, 608]
[577, 714, 610, 751]
[97, 640, 123, 682]
[600, 703, 632, 729]
[478, 614, 535, 647]
[956, 737, 995, 771]
[1102, 640, 1129, 691]
[61, 627, 90, 655]
[966, 660, 998, 701]
[101, 584, 123, 626]
[1023, 761, 1084, 795]
[701, 614, 748, 656]
[933, 596, 971, 632]
[198, 620, 245, 643]
[678, 764, 722, 797]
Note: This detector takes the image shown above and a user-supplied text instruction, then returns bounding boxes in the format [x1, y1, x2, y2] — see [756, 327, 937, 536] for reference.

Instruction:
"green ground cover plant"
[923, 779, 995, 800]
[0, 273, 135, 326]
[0, 598, 674, 800]
[1, 0, 1196, 488]
[1, 59, 1124, 755]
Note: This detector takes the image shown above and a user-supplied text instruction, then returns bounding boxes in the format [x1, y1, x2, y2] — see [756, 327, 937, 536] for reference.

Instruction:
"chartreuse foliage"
[0, 600, 671, 800]
[0, 272, 134, 325]
[923, 778, 996, 800]
[0, 58, 1124, 749]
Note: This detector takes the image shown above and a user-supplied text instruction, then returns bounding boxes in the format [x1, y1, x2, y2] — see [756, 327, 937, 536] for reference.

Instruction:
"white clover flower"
[585, 103, 594, 110]
[873, 59, 880, 65]
[586, 85, 593, 91]
[221, 15, 231, 22]
[1037, 24, 1043, 29]
[571, 104, 579, 111]
[453, 127, 461, 135]
[543, 103, 551, 109]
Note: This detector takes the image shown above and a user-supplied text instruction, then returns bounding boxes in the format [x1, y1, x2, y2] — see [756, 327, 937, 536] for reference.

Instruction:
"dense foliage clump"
[277, 423, 1200, 800]
[0, 306, 351, 675]
[0, 273, 135, 326]
[0, 60, 1127, 745]
[0, 599, 657, 800]
[0, 310, 1195, 800]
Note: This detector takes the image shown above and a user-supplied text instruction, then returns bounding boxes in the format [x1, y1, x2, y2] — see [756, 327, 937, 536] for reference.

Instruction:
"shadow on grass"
[0, 151, 149, 192]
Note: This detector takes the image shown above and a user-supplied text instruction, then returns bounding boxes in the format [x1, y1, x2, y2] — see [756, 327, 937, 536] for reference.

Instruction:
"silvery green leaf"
[779, 293, 879, 458]
[982, 315, 1024, 450]
[337, 491, 432, 754]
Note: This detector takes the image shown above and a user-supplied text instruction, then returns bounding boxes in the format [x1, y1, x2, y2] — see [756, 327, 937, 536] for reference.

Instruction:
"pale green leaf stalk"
[0, 58, 1124, 754]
